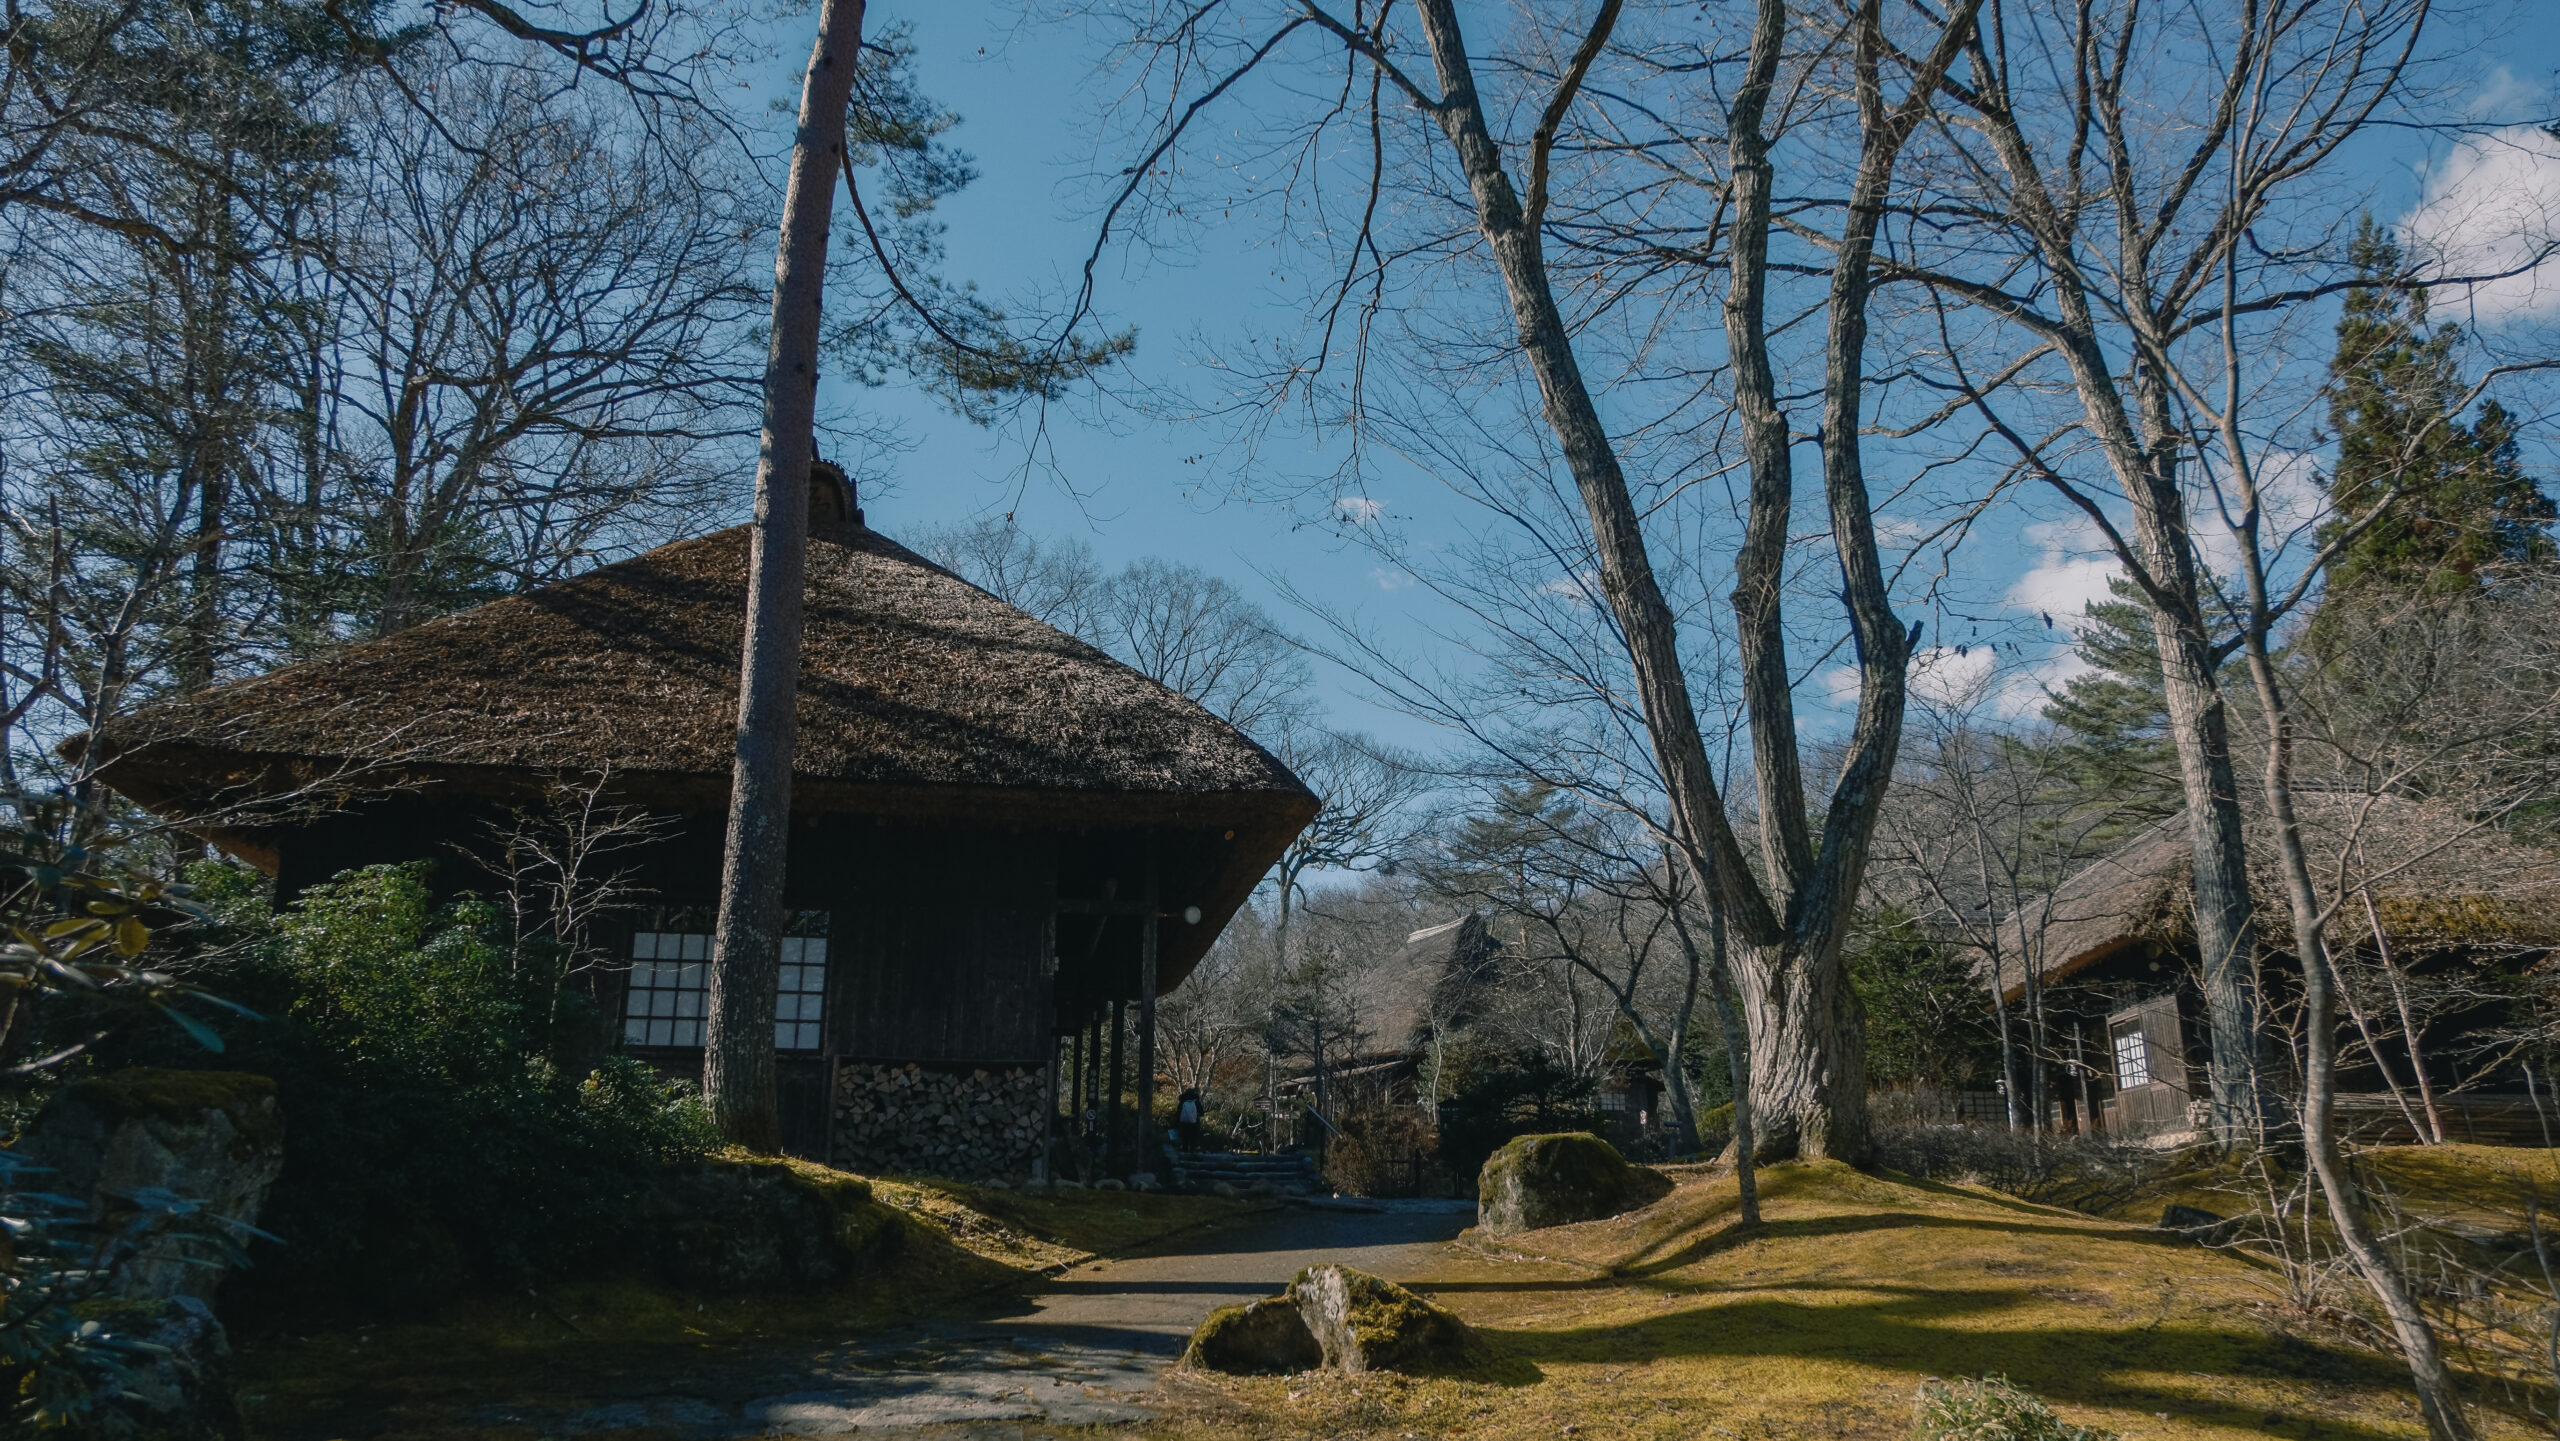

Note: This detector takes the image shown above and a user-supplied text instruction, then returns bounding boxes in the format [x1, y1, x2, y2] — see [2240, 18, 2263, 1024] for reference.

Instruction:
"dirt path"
[475, 1199, 1474, 1438]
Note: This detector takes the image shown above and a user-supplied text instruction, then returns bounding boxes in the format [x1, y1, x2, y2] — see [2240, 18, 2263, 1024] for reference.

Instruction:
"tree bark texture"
[704, 0, 865, 1151]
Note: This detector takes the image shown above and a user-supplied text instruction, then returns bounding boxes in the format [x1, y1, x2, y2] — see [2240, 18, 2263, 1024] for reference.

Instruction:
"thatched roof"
[78, 521, 1317, 846]
[1341, 913, 1506, 1064]
[1987, 794, 2560, 999]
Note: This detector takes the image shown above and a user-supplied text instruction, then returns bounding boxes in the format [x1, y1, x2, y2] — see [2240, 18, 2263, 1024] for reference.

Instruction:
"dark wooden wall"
[267, 801, 1255, 1071]
[808, 822, 1057, 1064]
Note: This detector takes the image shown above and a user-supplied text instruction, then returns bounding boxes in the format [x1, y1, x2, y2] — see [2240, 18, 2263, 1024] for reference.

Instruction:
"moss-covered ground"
[234, 1153, 1257, 1434]
[234, 1147, 2560, 1438]
[1151, 1158, 2552, 1441]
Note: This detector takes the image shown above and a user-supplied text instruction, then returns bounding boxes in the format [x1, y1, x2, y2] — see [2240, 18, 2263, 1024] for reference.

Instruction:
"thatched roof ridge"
[80, 524, 1314, 822]
[1988, 794, 2560, 998]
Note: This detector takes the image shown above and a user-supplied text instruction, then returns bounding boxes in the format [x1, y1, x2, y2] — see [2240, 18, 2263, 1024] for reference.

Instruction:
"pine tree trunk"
[703, 0, 865, 1151]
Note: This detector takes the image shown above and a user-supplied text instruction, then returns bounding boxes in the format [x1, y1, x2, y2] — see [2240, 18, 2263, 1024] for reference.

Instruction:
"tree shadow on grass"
[1482, 1291, 2434, 1439]
[1603, 1206, 2196, 1280]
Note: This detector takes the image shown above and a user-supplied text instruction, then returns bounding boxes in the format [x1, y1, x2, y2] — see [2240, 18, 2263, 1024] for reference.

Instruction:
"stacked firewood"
[831, 1062, 1047, 1180]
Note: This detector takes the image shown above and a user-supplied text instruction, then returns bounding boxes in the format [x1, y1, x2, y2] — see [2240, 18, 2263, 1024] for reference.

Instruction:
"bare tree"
[920, 523, 1314, 734]
[1090, 0, 1980, 1162]
[326, 61, 761, 636]
[1885, 0, 2515, 1146]
[1422, 784, 1715, 1153]
[1872, 684, 2134, 1132]
[915, 518, 1109, 637]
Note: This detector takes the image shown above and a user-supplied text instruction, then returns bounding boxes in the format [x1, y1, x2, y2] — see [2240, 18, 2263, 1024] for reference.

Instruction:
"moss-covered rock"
[13, 1069, 284, 1302]
[1476, 1131, 1671, 1236]
[1182, 1296, 1323, 1374]
[1286, 1264, 1477, 1375]
[74, 1294, 244, 1441]
[639, 1159, 899, 1292]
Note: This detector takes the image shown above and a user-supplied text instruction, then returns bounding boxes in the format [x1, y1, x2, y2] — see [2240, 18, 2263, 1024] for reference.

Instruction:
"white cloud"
[1334, 495, 1385, 525]
[1907, 645, 1996, 707]
[2464, 66, 2547, 124]
[2401, 125, 2560, 325]
[1821, 665, 1863, 706]
[2007, 517, 2123, 624]
[1370, 567, 1414, 592]
[1994, 648, 2096, 721]
[1541, 569, 1600, 606]
[1873, 515, 1928, 547]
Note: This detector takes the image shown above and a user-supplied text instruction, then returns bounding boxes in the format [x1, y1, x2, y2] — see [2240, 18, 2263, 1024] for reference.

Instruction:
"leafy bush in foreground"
[1914, 1375, 2119, 1441]
[157, 863, 715, 1314]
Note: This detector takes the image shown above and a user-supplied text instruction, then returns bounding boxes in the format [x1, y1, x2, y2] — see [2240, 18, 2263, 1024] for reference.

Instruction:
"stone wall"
[831, 1062, 1048, 1181]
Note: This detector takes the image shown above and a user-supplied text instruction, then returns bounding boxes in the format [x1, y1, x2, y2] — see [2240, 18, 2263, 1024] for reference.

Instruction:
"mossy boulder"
[1182, 1296, 1323, 1374]
[1286, 1264, 1477, 1375]
[1182, 1265, 1480, 1376]
[639, 1159, 899, 1291]
[76, 1295, 244, 1441]
[13, 1069, 284, 1302]
[1476, 1131, 1671, 1236]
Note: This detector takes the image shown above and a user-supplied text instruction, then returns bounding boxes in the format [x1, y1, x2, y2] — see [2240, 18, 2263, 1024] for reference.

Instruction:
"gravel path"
[492, 1199, 1475, 1438]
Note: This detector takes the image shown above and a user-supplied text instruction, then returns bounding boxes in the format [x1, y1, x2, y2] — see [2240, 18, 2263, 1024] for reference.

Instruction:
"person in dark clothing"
[1176, 1087, 1204, 1155]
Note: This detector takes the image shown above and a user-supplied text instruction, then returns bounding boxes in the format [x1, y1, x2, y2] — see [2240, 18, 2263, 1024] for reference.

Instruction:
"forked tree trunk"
[1732, 936, 1871, 1161]
[1934, 59, 2274, 1149]
[703, 0, 866, 1151]
[1395, 0, 1970, 1165]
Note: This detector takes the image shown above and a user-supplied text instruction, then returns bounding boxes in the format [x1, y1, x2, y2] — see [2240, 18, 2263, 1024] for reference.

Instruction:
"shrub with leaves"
[146, 862, 717, 1313]
[1913, 1375, 2119, 1441]
[0, 784, 240, 1074]
[1323, 1102, 1440, 1197]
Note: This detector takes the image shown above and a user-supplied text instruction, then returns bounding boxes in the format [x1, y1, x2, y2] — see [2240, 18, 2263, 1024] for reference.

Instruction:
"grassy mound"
[235, 1157, 1254, 1433]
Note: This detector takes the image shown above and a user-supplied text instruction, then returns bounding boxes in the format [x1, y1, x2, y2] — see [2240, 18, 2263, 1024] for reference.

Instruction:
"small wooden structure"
[76, 468, 1318, 1177]
[1985, 799, 2560, 1144]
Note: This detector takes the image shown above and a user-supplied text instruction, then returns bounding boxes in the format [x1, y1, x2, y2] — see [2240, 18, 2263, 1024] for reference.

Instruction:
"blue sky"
[741, 1, 2560, 756]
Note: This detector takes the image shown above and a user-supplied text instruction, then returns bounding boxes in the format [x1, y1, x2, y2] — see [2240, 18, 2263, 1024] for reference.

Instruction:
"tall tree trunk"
[1946, 60, 2273, 1149]
[2216, 262, 2469, 1431]
[703, 0, 865, 1151]
[2133, 460, 2273, 1143]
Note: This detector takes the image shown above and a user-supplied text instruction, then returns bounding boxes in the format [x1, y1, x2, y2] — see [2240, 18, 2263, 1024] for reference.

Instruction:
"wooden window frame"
[621, 910, 831, 1052]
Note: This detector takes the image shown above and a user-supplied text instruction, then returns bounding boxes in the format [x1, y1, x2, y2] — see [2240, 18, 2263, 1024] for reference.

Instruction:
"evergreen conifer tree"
[2319, 216, 2554, 603]
[2037, 581, 2185, 834]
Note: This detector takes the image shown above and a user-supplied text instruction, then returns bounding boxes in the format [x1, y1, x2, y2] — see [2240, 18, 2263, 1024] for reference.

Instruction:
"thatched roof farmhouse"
[1978, 798, 2560, 1146]
[77, 468, 1319, 1176]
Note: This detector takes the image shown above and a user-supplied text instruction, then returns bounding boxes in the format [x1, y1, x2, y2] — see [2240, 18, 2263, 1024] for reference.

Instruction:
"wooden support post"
[1070, 1019, 1086, 1137]
[1107, 996, 1127, 1177]
[1044, 1030, 1061, 1181]
[1138, 835, 1159, 1180]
